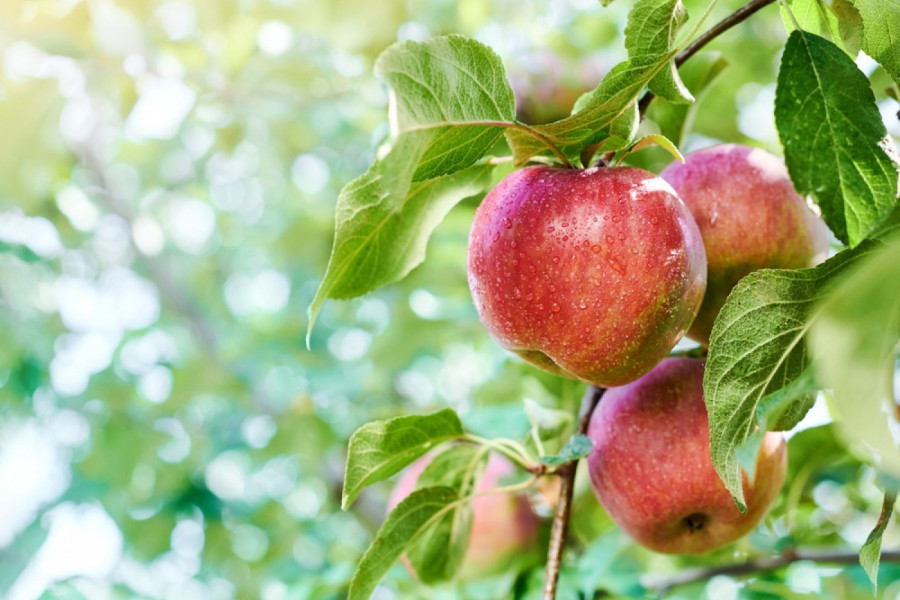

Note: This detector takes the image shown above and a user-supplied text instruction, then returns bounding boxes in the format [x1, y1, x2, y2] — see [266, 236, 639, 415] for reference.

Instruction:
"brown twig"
[640, 548, 900, 594]
[542, 385, 605, 600]
[638, 0, 778, 118]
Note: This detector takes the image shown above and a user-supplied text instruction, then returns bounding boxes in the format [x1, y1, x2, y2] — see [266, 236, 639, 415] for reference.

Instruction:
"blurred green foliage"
[0, 0, 898, 599]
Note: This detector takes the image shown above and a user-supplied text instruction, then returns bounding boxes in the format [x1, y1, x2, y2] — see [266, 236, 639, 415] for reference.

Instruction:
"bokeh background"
[0, 0, 899, 598]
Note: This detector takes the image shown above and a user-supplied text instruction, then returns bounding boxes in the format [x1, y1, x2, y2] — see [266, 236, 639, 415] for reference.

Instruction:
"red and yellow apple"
[387, 452, 539, 579]
[586, 358, 787, 554]
[467, 165, 707, 387]
[660, 144, 829, 344]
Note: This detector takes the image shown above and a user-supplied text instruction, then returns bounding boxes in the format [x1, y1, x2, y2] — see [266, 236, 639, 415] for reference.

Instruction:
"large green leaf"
[375, 34, 516, 180]
[347, 487, 459, 600]
[704, 243, 878, 509]
[625, 0, 693, 104]
[341, 408, 465, 509]
[851, 0, 900, 84]
[775, 30, 899, 246]
[307, 152, 494, 338]
[809, 237, 900, 480]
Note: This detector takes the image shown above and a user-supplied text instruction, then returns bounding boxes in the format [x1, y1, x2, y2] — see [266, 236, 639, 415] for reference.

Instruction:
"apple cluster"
[388, 145, 827, 578]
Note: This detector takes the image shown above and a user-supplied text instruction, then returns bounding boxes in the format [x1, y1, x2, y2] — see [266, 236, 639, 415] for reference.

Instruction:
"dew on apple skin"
[605, 235, 614, 244]
[650, 216, 659, 225]
[578, 299, 587, 310]
[504, 218, 513, 229]
[492, 231, 500, 242]
[551, 302, 561, 313]
[592, 244, 601, 253]
[552, 256, 560, 264]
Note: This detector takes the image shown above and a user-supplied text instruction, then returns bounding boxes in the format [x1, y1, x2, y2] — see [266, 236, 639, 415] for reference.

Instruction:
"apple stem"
[638, 0, 778, 119]
[542, 385, 605, 600]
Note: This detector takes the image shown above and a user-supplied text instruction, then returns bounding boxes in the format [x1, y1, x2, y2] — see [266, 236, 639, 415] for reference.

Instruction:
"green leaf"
[307, 153, 495, 339]
[704, 243, 878, 509]
[540, 433, 593, 467]
[648, 52, 728, 147]
[852, 0, 900, 84]
[859, 491, 897, 591]
[869, 204, 900, 241]
[625, 0, 693, 104]
[408, 446, 488, 583]
[375, 34, 516, 180]
[506, 57, 677, 165]
[616, 133, 684, 164]
[775, 30, 899, 246]
[809, 237, 900, 480]
[781, 0, 863, 56]
[347, 487, 458, 600]
[341, 408, 465, 509]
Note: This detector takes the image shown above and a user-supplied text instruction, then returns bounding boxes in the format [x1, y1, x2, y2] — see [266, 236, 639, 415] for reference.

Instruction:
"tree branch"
[542, 385, 605, 600]
[638, 0, 778, 118]
[640, 548, 900, 594]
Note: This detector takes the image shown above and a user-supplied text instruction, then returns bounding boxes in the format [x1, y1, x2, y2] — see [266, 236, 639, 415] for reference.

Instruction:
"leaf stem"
[462, 434, 536, 469]
[476, 120, 575, 168]
[639, 0, 778, 117]
[542, 385, 605, 600]
[639, 547, 900, 594]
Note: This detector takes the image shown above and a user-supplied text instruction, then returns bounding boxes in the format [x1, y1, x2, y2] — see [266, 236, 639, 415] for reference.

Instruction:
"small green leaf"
[408, 446, 487, 583]
[375, 34, 516, 180]
[625, 0, 694, 104]
[775, 30, 899, 246]
[616, 134, 684, 164]
[810, 237, 900, 480]
[852, 0, 900, 84]
[341, 409, 465, 509]
[705, 243, 878, 509]
[347, 487, 458, 600]
[649, 52, 728, 147]
[781, 0, 863, 56]
[540, 433, 593, 467]
[859, 491, 897, 591]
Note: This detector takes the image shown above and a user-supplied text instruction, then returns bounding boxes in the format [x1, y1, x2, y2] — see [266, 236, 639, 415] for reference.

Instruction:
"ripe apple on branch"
[313, 0, 900, 595]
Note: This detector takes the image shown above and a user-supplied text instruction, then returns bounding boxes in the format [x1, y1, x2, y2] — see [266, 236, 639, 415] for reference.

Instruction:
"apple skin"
[387, 452, 539, 579]
[586, 358, 787, 555]
[660, 144, 829, 344]
[467, 165, 707, 387]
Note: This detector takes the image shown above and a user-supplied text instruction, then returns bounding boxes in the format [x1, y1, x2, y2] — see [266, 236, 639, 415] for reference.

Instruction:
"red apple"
[387, 452, 539, 579]
[587, 358, 787, 554]
[660, 144, 830, 344]
[467, 165, 707, 387]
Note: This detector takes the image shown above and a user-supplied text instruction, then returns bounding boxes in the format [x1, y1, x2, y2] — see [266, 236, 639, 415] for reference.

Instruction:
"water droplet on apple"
[605, 235, 614, 244]
[591, 245, 601, 253]
[650, 216, 658, 225]
[561, 221, 569, 228]
[578, 299, 587, 309]
[612, 216, 620, 223]
[551, 302, 561, 313]
[548, 226, 556, 233]
[504, 218, 513, 229]
[511, 240, 518, 249]
[552, 256, 560, 264]
[514, 287, 522, 298]
[618, 233, 625, 240]
[492, 231, 500, 242]
[526, 293, 534, 301]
